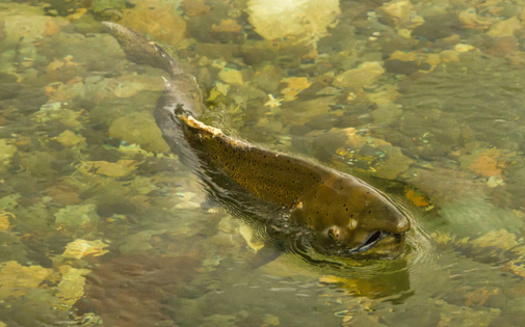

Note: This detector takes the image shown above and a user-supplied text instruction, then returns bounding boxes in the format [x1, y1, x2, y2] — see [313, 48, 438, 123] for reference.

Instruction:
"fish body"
[104, 22, 410, 259]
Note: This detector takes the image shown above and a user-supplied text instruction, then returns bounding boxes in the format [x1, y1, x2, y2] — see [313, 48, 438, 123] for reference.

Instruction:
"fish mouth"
[348, 230, 393, 254]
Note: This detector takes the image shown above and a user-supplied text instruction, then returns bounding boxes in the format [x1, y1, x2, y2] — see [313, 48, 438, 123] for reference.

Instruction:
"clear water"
[1, 0, 525, 326]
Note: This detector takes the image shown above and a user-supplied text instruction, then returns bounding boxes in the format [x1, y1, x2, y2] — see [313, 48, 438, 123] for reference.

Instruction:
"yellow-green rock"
[0, 139, 16, 161]
[333, 62, 385, 88]
[109, 112, 169, 152]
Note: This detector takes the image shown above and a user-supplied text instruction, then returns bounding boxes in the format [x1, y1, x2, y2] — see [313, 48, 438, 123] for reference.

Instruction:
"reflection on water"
[1, 0, 525, 326]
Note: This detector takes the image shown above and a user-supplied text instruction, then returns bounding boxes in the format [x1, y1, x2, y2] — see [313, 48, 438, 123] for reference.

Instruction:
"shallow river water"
[1, 0, 525, 326]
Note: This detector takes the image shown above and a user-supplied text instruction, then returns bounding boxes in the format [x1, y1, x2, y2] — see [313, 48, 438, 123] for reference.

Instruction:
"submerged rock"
[218, 68, 243, 85]
[54, 204, 101, 230]
[53, 130, 86, 147]
[332, 62, 385, 88]
[376, 0, 424, 31]
[0, 73, 19, 100]
[119, 0, 186, 45]
[19, 151, 56, 178]
[0, 139, 16, 162]
[247, 0, 340, 45]
[0, 3, 69, 43]
[379, 301, 441, 327]
[109, 112, 170, 153]
[0, 232, 28, 263]
[84, 254, 200, 327]
[0, 261, 52, 299]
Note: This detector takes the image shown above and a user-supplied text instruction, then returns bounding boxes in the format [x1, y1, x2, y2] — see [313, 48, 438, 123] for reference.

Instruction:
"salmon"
[103, 22, 410, 258]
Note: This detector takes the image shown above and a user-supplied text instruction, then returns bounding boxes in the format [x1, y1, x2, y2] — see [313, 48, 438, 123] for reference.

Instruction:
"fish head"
[306, 178, 410, 259]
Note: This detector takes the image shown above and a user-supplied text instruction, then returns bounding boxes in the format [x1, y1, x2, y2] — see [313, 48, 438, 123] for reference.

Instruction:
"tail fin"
[103, 21, 205, 119]
[102, 21, 181, 77]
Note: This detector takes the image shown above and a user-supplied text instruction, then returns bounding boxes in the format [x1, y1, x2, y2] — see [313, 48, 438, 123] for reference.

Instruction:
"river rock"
[332, 62, 385, 88]
[247, 0, 340, 44]
[109, 112, 169, 153]
[119, 0, 186, 46]
[54, 204, 101, 230]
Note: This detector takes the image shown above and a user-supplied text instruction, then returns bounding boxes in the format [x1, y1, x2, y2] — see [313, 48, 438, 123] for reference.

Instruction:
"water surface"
[1, 0, 525, 326]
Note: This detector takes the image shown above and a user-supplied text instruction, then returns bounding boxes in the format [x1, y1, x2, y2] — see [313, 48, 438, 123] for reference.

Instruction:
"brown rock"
[119, 0, 186, 45]
[45, 184, 81, 205]
[84, 254, 200, 327]
[484, 36, 518, 57]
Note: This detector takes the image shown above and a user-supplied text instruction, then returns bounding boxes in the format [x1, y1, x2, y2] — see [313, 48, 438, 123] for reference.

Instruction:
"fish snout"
[393, 213, 410, 233]
[367, 204, 410, 235]
[340, 205, 410, 256]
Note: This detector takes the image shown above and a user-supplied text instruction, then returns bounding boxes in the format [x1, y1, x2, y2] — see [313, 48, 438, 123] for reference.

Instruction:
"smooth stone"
[109, 112, 169, 153]
[332, 62, 385, 88]
[0, 73, 19, 100]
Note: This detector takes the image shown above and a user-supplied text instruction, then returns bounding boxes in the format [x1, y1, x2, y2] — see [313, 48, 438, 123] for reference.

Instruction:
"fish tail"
[103, 20, 206, 164]
[102, 21, 181, 77]
[103, 21, 204, 119]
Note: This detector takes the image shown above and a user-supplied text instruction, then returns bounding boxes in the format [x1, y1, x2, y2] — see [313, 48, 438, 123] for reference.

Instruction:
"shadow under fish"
[102, 22, 411, 262]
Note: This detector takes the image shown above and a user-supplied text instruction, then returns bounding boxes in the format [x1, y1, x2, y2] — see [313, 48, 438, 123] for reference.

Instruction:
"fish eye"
[327, 227, 340, 241]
